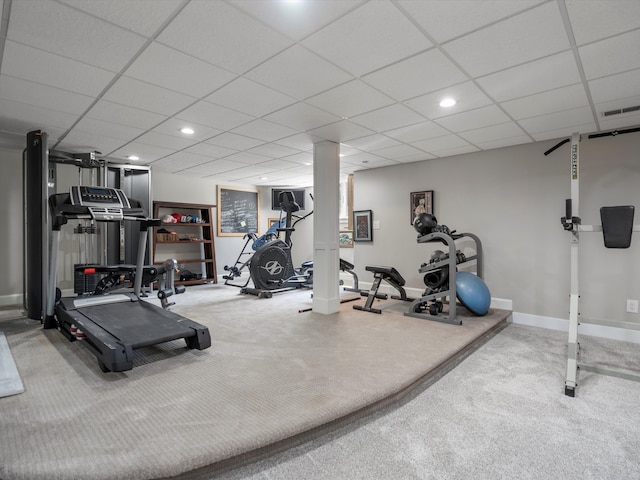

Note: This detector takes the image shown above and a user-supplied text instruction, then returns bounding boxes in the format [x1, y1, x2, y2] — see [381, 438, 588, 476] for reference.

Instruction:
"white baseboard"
[512, 312, 640, 344]
[0, 294, 22, 308]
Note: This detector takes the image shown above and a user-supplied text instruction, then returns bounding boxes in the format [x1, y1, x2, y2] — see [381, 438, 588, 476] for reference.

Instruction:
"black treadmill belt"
[80, 301, 195, 348]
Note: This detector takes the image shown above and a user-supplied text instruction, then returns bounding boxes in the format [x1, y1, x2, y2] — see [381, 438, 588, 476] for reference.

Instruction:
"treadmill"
[45, 186, 211, 372]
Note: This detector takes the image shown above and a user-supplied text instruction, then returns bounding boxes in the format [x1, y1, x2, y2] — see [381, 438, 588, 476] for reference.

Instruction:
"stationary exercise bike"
[224, 191, 314, 298]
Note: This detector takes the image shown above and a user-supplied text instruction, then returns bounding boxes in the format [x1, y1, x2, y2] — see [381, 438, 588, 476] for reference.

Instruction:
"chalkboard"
[217, 186, 260, 236]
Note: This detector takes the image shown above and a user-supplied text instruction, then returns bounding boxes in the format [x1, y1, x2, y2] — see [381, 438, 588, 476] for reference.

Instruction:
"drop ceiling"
[1, 0, 639, 187]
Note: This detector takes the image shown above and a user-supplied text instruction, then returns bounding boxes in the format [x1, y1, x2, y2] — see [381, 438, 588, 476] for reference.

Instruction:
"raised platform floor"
[0, 286, 509, 480]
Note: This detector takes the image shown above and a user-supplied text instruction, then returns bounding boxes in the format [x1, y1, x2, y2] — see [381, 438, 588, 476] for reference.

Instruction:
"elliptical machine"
[225, 191, 313, 298]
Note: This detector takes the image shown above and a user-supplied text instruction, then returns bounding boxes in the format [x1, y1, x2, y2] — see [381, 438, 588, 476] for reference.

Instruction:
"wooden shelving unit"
[152, 201, 217, 286]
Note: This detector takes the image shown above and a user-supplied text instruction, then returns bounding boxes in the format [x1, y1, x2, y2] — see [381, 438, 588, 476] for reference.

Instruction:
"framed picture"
[353, 210, 373, 242]
[410, 190, 434, 224]
[217, 186, 259, 236]
[339, 230, 354, 248]
[267, 217, 281, 237]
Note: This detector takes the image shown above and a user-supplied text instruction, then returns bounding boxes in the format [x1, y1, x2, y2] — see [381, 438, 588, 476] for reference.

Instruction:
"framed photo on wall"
[339, 230, 354, 248]
[353, 210, 373, 242]
[410, 190, 434, 224]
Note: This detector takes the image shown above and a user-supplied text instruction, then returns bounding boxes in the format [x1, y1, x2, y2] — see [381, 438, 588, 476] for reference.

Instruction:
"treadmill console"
[70, 186, 131, 221]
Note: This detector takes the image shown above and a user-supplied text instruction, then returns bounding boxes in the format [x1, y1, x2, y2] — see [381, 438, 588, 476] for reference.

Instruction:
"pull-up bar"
[544, 125, 640, 157]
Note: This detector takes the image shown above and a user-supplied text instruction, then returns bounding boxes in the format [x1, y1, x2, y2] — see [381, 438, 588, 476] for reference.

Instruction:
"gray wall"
[352, 134, 640, 324]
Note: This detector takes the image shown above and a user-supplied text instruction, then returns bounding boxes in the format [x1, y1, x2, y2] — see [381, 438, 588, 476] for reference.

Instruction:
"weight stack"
[74, 264, 103, 295]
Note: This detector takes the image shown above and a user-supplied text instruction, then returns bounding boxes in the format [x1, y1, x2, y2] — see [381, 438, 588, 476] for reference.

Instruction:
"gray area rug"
[211, 323, 640, 480]
[0, 285, 507, 480]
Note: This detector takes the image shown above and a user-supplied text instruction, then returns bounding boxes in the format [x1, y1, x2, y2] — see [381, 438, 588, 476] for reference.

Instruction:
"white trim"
[0, 294, 22, 308]
[512, 312, 640, 344]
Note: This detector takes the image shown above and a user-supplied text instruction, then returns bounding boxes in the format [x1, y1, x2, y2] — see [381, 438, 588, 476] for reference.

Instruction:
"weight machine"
[547, 130, 640, 397]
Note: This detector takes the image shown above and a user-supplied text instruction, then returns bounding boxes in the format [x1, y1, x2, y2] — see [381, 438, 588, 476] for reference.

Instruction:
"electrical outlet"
[626, 299, 639, 314]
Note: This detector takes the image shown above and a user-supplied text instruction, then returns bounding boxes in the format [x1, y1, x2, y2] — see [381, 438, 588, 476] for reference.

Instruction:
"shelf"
[153, 201, 217, 286]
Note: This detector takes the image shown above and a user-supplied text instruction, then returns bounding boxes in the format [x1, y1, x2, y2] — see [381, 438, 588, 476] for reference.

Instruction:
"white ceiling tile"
[281, 152, 314, 165]
[384, 121, 450, 143]
[397, 0, 543, 43]
[530, 122, 597, 142]
[245, 45, 353, 100]
[589, 69, 640, 105]
[228, 0, 366, 40]
[184, 143, 237, 159]
[435, 105, 512, 133]
[308, 120, 375, 143]
[264, 103, 341, 131]
[594, 97, 640, 120]
[149, 152, 207, 173]
[567, 0, 640, 46]
[151, 118, 222, 142]
[246, 143, 301, 159]
[177, 159, 242, 176]
[412, 134, 471, 153]
[302, 1, 431, 77]
[579, 30, 640, 80]
[57, 130, 127, 155]
[86, 100, 167, 130]
[344, 134, 402, 151]
[72, 117, 145, 142]
[431, 144, 480, 157]
[443, 2, 570, 77]
[1, 41, 115, 97]
[124, 43, 237, 98]
[136, 131, 197, 151]
[458, 122, 528, 144]
[58, 0, 181, 37]
[519, 106, 596, 135]
[0, 98, 76, 137]
[362, 49, 469, 101]
[205, 77, 296, 117]
[7, 0, 146, 72]
[372, 144, 425, 160]
[223, 151, 272, 166]
[0, 74, 93, 115]
[157, 0, 292, 74]
[274, 134, 317, 152]
[477, 51, 581, 102]
[109, 142, 175, 163]
[255, 159, 299, 171]
[393, 152, 436, 164]
[340, 152, 387, 166]
[206, 132, 264, 151]
[501, 84, 589, 120]
[599, 111, 640, 131]
[405, 82, 493, 119]
[176, 101, 254, 131]
[103, 76, 196, 116]
[231, 119, 299, 142]
[472, 136, 532, 151]
[305, 80, 395, 119]
[350, 104, 425, 133]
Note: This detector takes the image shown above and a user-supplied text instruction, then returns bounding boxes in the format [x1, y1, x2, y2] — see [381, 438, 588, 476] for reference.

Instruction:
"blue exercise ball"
[456, 272, 491, 316]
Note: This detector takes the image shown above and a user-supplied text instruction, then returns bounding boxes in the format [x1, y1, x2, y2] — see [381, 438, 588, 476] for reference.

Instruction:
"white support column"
[312, 141, 340, 314]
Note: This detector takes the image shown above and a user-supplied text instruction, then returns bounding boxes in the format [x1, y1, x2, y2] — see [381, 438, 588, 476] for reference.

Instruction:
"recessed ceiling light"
[181, 127, 195, 135]
[127, 155, 139, 161]
[439, 98, 456, 108]
[259, 176, 268, 180]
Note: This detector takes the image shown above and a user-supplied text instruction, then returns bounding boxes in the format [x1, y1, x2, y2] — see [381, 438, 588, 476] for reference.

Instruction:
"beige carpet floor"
[0, 285, 509, 480]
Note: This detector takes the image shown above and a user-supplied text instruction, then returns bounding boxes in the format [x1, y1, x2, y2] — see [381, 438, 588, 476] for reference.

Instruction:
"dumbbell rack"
[405, 231, 483, 325]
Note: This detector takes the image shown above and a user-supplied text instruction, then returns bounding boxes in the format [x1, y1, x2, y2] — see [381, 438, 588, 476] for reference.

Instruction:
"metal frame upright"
[559, 132, 640, 397]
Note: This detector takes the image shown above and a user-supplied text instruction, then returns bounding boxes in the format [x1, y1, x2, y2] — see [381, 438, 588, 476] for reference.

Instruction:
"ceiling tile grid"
[0, 0, 638, 187]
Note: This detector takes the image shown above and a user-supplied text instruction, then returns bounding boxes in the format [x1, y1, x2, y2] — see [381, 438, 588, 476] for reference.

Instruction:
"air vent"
[602, 105, 640, 117]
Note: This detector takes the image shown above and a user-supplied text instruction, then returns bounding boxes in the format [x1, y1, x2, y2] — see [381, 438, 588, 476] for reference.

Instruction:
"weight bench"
[353, 265, 412, 314]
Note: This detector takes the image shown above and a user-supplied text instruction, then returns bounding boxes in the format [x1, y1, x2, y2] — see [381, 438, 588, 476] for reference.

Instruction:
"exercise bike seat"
[365, 265, 406, 286]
